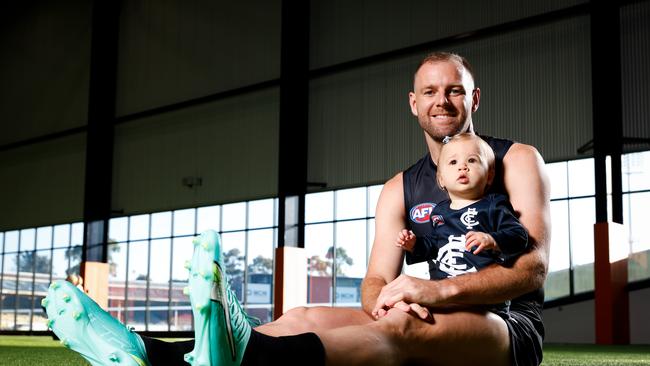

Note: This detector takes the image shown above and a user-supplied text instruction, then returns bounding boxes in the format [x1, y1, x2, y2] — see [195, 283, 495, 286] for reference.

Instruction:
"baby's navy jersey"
[404, 193, 528, 279]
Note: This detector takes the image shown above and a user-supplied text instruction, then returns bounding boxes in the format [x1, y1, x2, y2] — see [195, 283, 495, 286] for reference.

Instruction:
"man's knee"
[278, 306, 315, 332]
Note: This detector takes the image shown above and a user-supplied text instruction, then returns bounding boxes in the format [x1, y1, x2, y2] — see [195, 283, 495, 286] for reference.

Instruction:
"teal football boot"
[43, 280, 150, 366]
[184, 230, 259, 366]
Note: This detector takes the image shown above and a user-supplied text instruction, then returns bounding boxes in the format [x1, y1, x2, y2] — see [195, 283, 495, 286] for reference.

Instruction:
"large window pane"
[368, 185, 383, 217]
[1, 252, 17, 330]
[16, 250, 33, 330]
[170, 236, 193, 331]
[36, 227, 52, 250]
[174, 209, 196, 236]
[71, 223, 84, 246]
[626, 192, 650, 282]
[148, 239, 171, 331]
[544, 200, 572, 301]
[549, 201, 570, 272]
[623, 151, 650, 192]
[20, 229, 36, 251]
[568, 158, 595, 197]
[109, 217, 129, 243]
[246, 229, 274, 323]
[197, 205, 221, 233]
[569, 198, 595, 294]
[54, 224, 70, 248]
[367, 218, 375, 267]
[248, 199, 274, 229]
[335, 187, 367, 220]
[108, 242, 127, 323]
[5, 231, 19, 252]
[305, 191, 334, 223]
[335, 220, 366, 306]
[127, 240, 149, 331]
[221, 232, 246, 301]
[305, 223, 333, 304]
[51, 248, 69, 282]
[150, 212, 172, 239]
[32, 249, 51, 330]
[129, 215, 150, 241]
[222, 203, 246, 232]
[67, 246, 82, 276]
[53, 225, 71, 248]
[546, 162, 568, 200]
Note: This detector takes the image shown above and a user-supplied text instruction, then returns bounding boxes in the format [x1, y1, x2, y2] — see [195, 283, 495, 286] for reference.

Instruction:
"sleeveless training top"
[402, 135, 544, 306]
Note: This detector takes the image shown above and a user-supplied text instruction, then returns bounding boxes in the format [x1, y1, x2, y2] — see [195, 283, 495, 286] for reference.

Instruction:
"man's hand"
[388, 300, 434, 322]
[371, 274, 455, 318]
[465, 231, 498, 255]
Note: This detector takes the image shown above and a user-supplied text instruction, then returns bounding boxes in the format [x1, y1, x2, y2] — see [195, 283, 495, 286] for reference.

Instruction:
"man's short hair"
[415, 52, 475, 84]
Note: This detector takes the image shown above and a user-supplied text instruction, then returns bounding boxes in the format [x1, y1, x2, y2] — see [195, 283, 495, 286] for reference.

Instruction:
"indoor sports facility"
[1, 1, 649, 365]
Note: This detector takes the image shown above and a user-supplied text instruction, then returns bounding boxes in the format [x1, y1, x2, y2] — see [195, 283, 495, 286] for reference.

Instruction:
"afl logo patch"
[410, 203, 436, 224]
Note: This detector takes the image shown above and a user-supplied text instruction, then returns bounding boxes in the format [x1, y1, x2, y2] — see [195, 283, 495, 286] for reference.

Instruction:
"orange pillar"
[273, 247, 307, 320]
[594, 222, 629, 344]
[81, 261, 109, 310]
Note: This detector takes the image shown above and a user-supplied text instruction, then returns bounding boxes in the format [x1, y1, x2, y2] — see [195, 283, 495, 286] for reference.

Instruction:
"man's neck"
[424, 123, 475, 164]
[425, 134, 444, 165]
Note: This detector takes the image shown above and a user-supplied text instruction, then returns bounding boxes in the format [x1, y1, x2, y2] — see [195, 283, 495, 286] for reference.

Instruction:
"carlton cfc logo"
[410, 203, 436, 224]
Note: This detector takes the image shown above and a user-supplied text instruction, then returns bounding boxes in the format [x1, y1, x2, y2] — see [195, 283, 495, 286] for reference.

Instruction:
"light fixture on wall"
[182, 176, 203, 189]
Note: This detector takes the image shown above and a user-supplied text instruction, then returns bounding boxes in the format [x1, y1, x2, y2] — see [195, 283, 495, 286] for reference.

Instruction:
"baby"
[396, 133, 528, 284]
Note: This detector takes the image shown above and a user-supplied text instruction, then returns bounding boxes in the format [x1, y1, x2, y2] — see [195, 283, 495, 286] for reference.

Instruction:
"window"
[105, 198, 277, 331]
[305, 185, 381, 307]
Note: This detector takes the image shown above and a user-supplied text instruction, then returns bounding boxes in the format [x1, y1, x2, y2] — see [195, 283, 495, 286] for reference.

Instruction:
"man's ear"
[409, 92, 418, 116]
[471, 88, 481, 113]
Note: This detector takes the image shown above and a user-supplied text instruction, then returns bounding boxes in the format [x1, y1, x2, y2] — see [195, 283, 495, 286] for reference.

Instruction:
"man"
[264, 52, 550, 365]
[45, 52, 550, 366]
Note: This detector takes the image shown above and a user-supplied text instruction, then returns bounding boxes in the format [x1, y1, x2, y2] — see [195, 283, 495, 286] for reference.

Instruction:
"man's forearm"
[440, 247, 547, 306]
[361, 276, 386, 315]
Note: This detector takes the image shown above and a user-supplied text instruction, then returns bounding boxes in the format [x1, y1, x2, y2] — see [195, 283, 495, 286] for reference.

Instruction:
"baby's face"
[437, 139, 490, 200]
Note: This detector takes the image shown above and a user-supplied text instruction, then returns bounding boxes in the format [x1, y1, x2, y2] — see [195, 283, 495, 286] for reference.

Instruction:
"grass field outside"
[1, 336, 649, 365]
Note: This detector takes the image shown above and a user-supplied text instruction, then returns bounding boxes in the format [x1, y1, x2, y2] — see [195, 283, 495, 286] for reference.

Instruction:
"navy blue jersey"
[402, 135, 544, 306]
[405, 193, 528, 278]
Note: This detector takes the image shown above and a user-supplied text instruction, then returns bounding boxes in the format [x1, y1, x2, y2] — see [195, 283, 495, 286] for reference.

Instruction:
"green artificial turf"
[1, 336, 650, 365]
[542, 344, 650, 366]
[0, 335, 88, 366]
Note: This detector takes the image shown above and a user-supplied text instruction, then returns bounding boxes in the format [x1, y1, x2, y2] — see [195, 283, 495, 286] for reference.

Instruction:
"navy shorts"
[500, 300, 545, 366]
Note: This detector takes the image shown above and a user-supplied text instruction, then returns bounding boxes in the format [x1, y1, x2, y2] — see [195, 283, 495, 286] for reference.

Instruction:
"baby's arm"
[479, 194, 529, 264]
[395, 229, 416, 252]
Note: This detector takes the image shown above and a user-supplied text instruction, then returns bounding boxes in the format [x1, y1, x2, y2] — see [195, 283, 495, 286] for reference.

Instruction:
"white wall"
[543, 287, 650, 344]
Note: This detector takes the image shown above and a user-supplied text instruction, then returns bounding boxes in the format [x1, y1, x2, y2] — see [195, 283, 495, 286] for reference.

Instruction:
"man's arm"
[374, 143, 550, 309]
[361, 173, 408, 315]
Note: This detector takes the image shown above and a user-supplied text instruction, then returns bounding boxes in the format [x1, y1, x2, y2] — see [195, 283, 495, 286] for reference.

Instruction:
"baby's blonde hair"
[436, 133, 496, 190]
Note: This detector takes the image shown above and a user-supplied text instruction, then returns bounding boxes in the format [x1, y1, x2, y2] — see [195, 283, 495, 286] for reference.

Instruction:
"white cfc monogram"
[460, 207, 479, 229]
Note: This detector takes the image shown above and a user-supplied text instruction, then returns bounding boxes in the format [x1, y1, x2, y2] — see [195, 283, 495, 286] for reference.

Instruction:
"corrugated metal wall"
[308, 11, 594, 190]
[1, 0, 648, 229]
[621, 1, 650, 150]
[309, 0, 587, 69]
[0, 1, 91, 146]
[0, 135, 86, 230]
[115, 0, 281, 116]
[112, 89, 279, 215]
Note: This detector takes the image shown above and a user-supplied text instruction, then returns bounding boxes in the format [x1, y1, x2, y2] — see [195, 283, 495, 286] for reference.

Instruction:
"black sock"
[241, 330, 326, 366]
[141, 336, 194, 366]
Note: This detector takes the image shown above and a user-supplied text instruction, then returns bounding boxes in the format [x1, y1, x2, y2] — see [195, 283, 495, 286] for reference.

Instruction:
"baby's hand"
[396, 229, 416, 252]
[465, 231, 498, 255]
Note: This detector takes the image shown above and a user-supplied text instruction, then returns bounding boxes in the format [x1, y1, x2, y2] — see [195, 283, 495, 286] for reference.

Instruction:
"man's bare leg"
[255, 306, 373, 336]
[317, 308, 511, 366]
